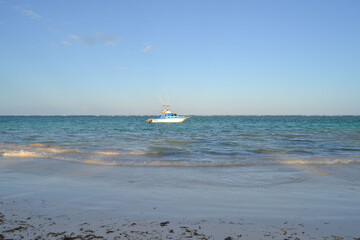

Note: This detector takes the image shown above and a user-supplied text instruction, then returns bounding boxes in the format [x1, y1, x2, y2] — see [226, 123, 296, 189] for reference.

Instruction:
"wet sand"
[1, 158, 360, 239]
[1, 204, 358, 240]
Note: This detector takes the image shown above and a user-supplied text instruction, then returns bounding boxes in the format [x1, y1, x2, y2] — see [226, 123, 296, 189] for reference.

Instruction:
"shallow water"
[1, 116, 360, 229]
[1, 116, 359, 168]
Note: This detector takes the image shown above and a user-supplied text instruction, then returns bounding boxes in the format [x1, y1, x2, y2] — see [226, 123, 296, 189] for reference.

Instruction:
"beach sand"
[1, 157, 360, 239]
[1, 208, 358, 240]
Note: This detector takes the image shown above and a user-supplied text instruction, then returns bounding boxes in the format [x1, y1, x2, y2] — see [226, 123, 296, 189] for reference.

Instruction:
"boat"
[147, 98, 190, 123]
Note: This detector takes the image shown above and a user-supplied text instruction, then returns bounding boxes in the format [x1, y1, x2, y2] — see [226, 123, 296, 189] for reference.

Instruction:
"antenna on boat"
[158, 95, 164, 106]
[165, 90, 169, 108]
[158, 95, 166, 113]
[158, 95, 170, 114]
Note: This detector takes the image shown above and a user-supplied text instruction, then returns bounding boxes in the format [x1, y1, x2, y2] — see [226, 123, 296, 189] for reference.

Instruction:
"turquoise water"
[1, 116, 359, 167]
[1, 116, 360, 224]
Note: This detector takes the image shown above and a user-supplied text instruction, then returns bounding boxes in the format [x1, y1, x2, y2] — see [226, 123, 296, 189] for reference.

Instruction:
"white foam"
[95, 151, 120, 156]
[95, 151, 148, 156]
[79, 159, 250, 168]
[27, 143, 53, 148]
[2, 150, 43, 158]
[41, 148, 81, 154]
[280, 159, 359, 165]
[83, 159, 119, 166]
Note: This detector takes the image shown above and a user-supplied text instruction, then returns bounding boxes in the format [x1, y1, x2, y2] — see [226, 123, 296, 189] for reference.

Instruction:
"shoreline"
[1, 204, 358, 240]
[1, 115, 360, 117]
[1, 158, 360, 239]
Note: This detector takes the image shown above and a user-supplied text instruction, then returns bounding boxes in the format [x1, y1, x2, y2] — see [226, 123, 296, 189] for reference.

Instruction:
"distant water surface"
[1, 116, 359, 168]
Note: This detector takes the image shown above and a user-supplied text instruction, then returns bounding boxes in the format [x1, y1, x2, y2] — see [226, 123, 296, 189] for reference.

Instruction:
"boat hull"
[149, 117, 188, 123]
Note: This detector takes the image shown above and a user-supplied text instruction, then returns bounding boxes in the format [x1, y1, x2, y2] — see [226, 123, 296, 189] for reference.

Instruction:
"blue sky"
[1, 0, 359, 115]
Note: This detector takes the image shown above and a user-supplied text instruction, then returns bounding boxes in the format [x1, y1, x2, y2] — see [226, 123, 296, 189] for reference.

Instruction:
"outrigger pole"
[158, 95, 170, 114]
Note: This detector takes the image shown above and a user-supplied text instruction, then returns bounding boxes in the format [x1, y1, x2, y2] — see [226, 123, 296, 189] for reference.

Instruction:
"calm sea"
[1, 116, 359, 168]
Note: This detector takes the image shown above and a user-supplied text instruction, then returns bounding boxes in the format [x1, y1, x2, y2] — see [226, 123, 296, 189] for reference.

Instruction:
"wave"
[45, 148, 82, 154]
[333, 148, 360, 152]
[272, 134, 309, 138]
[95, 151, 120, 156]
[0, 144, 150, 158]
[27, 143, 55, 148]
[70, 155, 360, 167]
[78, 159, 252, 167]
[279, 159, 360, 165]
[95, 151, 150, 156]
[235, 133, 257, 137]
[2, 150, 360, 167]
[83, 159, 119, 166]
[287, 150, 314, 154]
[1, 150, 44, 158]
[148, 146, 182, 152]
[1, 144, 360, 167]
[250, 149, 287, 154]
[77, 158, 360, 167]
[165, 140, 191, 146]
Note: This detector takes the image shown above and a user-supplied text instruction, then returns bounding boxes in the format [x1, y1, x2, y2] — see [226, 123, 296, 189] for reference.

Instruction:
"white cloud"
[14, 6, 41, 20]
[70, 33, 120, 47]
[70, 35, 97, 45]
[23, 9, 41, 20]
[62, 41, 72, 46]
[96, 32, 120, 47]
[47, 27, 59, 34]
[50, 43, 59, 48]
[142, 45, 152, 52]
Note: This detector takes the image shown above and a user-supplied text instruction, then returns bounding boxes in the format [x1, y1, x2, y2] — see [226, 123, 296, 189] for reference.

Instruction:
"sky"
[0, 0, 359, 115]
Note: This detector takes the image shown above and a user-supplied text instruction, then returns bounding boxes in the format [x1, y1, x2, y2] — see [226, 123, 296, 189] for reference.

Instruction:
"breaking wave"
[1, 150, 44, 158]
[272, 134, 310, 138]
[95, 151, 148, 156]
[41, 148, 82, 154]
[74, 158, 360, 167]
[27, 143, 55, 148]
[83, 159, 119, 166]
[78, 159, 252, 167]
[1, 144, 360, 167]
[250, 149, 287, 155]
[279, 159, 360, 165]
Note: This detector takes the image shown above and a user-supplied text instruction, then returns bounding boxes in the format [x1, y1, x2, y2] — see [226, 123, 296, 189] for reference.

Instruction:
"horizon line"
[1, 114, 360, 117]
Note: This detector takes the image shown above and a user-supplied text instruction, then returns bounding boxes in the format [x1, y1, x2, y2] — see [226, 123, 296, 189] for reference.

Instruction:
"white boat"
[147, 98, 190, 123]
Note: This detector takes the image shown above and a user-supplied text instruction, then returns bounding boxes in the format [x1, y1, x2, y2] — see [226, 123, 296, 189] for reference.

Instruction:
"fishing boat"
[147, 98, 190, 123]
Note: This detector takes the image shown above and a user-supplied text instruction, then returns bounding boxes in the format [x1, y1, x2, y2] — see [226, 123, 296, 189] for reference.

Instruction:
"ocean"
[1, 116, 360, 168]
[1, 116, 360, 238]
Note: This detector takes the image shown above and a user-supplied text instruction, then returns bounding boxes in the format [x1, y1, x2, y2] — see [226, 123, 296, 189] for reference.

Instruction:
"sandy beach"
[2, 0, 360, 236]
[1, 208, 358, 240]
[1, 156, 360, 239]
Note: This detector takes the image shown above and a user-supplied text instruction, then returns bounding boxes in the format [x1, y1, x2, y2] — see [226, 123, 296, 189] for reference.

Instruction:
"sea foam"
[2, 150, 43, 158]
[280, 159, 359, 165]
